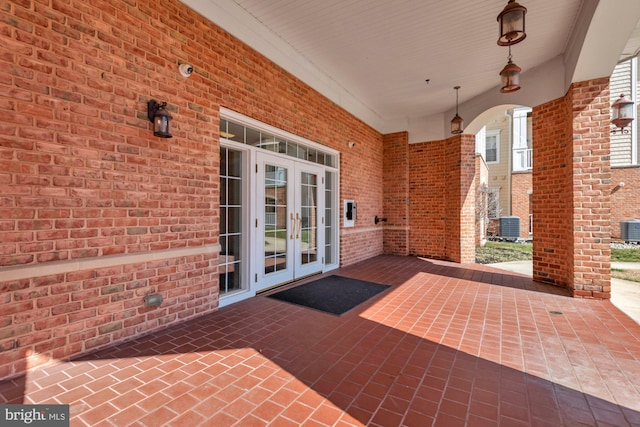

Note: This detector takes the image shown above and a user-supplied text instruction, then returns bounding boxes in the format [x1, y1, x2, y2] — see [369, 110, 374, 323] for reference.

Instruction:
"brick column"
[532, 78, 611, 298]
[458, 134, 477, 263]
[383, 132, 410, 255]
[408, 134, 476, 263]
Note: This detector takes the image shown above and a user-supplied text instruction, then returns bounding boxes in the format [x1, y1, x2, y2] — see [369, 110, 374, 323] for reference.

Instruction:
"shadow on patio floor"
[2, 255, 639, 426]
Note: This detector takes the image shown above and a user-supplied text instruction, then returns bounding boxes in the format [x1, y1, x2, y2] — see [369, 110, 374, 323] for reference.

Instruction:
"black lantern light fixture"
[451, 86, 464, 135]
[147, 100, 173, 138]
[499, 45, 522, 93]
[497, 0, 527, 46]
[611, 93, 634, 134]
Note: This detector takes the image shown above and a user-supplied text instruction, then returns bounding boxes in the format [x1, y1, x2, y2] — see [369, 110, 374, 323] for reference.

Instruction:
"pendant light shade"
[451, 86, 464, 134]
[497, 0, 527, 46]
[499, 46, 522, 93]
[451, 113, 464, 135]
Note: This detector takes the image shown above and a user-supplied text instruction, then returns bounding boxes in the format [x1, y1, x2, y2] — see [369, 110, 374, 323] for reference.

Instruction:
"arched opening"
[469, 105, 533, 245]
[461, 80, 612, 299]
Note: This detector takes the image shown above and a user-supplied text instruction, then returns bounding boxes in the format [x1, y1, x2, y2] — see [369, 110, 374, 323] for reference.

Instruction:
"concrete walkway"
[488, 260, 640, 325]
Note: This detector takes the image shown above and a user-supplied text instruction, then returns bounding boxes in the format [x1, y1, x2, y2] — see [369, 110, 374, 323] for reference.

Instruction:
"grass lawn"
[611, 248, 640, 282]
[475, 241, 532, 264]
[477, 242, 640, 282]
[611, 247, 640, 262]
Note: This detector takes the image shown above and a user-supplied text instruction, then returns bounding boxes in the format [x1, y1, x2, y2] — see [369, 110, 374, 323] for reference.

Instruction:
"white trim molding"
[0, 244, 221, 282]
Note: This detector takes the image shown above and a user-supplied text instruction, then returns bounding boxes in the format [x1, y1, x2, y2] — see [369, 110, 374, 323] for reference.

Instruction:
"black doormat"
[267, 275, 391, 315]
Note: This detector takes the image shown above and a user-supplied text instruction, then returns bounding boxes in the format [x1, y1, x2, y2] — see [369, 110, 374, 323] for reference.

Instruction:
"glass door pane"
[294, 163, 324, 278]
[264, 164, 288, 275]
[300, 171, 318, 265]
[255, 152, 295, 291]
[255, 152, 326, 291]
[324, 171, 336, 266]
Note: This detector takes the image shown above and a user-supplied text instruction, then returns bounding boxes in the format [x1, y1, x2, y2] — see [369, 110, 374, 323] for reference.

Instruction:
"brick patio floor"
[1, 255, 640, 426]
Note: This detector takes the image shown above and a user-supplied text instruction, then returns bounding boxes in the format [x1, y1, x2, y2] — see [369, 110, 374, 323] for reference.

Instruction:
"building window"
[512, 107, 533, 171]
[324, 171, 336, 265]
[219, 147, 244, 295]
[220, 118, 337, 167]
[486, 131, 500, 163]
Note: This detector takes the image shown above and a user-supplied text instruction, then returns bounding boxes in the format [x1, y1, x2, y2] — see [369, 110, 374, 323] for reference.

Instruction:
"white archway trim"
[569, 0, 640, 86]
[408, 56, 566, 143]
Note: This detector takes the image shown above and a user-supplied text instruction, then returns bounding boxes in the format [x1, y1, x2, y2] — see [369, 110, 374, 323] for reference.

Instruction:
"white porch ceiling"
[229, 0, 581, 120]
[183, 0, 640, 134]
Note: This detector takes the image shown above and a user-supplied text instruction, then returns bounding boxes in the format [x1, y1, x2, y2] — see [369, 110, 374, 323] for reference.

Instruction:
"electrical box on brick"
[344, 200, 356, 227]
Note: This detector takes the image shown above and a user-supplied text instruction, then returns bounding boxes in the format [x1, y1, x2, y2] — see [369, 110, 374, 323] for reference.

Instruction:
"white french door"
[255, 152, 324, 291]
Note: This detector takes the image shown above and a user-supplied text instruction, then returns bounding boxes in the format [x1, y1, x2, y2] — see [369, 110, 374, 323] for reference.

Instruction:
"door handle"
[290, 212, 295, 240]
[295, 213, 301, 239]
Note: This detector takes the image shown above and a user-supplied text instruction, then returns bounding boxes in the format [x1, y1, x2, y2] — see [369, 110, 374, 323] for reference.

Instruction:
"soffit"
[228, 0, 583, 121]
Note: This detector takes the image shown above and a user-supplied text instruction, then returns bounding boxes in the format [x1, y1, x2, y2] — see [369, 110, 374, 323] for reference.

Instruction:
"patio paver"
[1, 255, 639, 426]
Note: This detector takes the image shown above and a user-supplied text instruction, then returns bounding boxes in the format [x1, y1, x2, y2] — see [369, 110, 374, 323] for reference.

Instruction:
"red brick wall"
[533, 95, 575, 289]
[339, 130, 385, 265]
[459, 135, 477, 263]
[0, 0, 383, 379]
[611, 166, 640, 239]
[511, 172, 531, 238]
[533, 79, 611, 298]
[382, 132, 409, 255]
[409, 134, 476, 263]
[0, 253, 216, 377]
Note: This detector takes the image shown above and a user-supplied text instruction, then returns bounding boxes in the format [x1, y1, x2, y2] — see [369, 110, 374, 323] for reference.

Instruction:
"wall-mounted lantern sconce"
[499, 45, 522, 93]
[451, 86, 464, 134]
[147, 100, 173, 138]
[611, 93, 634, 134]
[144, 293, 163, 307]
[497, 0, 527, 46]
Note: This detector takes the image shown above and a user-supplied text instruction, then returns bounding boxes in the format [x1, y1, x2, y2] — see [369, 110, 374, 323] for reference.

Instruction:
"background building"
[475, 57, 640, 243]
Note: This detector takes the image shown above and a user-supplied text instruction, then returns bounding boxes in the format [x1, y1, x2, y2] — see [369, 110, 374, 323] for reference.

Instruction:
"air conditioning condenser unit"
[499, 216, 520, 240]
[620, 220, 640, 242]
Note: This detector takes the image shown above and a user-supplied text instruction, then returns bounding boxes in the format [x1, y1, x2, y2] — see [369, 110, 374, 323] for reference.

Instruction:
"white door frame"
[218, 108, 340, 306]
[292, 160, 325, 279]
[253, 151, 325, 292]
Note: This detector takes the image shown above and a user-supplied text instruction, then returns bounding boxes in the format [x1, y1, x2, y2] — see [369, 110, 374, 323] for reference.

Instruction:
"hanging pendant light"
[500, 45, 522, 93]
[451, 86, 464, 134]
[497, 0, 527, 46]
[611, 93, 634, 133]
